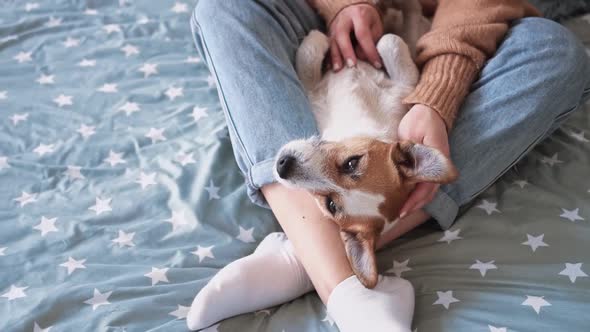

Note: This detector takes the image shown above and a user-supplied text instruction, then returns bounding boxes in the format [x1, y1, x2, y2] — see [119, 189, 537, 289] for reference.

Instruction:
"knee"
[509, 18, 589, 86]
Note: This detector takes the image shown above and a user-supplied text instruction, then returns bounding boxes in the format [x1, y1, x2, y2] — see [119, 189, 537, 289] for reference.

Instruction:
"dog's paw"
[303, 30, 330, 55]
[376, 34, 406, 59]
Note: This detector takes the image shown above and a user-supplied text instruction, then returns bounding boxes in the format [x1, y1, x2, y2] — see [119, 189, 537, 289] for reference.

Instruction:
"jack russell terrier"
[274, 1, 457, 288]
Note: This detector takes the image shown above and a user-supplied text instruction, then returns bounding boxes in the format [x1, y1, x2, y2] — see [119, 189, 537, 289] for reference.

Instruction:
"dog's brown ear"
[391, 141, 458, 184]
[340, 230, 378, 289]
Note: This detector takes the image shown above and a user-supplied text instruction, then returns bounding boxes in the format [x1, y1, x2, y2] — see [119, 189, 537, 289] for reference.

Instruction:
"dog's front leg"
[296, 30, 330, 91]
[377, 34, 419, 87]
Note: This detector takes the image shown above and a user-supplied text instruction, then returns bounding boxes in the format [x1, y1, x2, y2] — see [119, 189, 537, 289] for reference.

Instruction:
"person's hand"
[397, 104, 449, 218]
[328, 4, 383, 71]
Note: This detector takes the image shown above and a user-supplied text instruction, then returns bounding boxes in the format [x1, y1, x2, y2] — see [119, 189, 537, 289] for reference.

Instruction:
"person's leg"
[187, 1, 416, 331]
[423, 17, 590, 229]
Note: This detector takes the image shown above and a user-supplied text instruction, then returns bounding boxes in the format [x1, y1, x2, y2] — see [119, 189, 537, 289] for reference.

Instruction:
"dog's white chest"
[308, 63, 411, 142]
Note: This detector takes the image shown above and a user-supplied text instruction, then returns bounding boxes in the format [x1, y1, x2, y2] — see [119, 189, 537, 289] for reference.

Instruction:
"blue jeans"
[190, 0, 590, 229]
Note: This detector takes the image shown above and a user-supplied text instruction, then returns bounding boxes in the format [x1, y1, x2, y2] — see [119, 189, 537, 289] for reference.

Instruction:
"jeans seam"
[190, 15, 256, 170]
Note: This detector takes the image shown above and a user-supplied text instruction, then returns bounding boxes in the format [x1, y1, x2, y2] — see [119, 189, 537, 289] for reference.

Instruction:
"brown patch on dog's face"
[275, 136, 458, 288]
[310, 137, 414, 225]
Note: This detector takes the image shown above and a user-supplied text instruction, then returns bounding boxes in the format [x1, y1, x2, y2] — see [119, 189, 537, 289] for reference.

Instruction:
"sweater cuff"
[316, 0, 373, 26]
[403, 54, 479, 130]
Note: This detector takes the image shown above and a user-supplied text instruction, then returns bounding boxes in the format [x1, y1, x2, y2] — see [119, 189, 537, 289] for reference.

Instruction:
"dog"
[273, 2, 457, 288]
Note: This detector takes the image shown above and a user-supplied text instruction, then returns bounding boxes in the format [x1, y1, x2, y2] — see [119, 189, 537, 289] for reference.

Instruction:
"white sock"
[187, 232, 313, 330]
[327, 275, 415, 332]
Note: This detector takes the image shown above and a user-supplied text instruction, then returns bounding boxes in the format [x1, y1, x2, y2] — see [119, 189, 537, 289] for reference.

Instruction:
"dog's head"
[274, 136, 457, 288]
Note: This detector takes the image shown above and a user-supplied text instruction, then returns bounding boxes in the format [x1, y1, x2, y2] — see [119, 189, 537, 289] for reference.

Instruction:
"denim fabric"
[190, 0, 590, 229]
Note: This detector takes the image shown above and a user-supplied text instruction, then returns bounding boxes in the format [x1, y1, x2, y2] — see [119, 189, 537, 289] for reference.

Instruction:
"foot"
[187, 232, 313, 330]
[327, 275, 415, 332]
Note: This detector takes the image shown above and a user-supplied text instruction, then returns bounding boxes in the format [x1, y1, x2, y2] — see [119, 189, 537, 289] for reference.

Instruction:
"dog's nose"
[276, 155, 296, 179]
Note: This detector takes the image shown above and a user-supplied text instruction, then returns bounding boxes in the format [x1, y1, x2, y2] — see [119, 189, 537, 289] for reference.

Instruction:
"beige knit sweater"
[308, 0, 540, 129]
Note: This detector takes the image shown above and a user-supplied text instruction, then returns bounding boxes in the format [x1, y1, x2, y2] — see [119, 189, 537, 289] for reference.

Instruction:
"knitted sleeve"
[403, 0, 540, 129]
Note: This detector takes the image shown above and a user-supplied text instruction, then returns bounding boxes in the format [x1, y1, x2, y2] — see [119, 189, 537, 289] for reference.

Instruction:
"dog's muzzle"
[276, 154, 296, 179]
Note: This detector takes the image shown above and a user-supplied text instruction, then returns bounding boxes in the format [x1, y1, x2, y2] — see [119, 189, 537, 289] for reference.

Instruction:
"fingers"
[334, 24, 357, 68]
[353, 20, 381, 68]
[399, 183, 433, 218]
[330, 39, 343, 71]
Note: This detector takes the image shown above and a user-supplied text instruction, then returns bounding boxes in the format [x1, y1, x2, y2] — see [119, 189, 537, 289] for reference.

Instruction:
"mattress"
[1, 1, 589, 331]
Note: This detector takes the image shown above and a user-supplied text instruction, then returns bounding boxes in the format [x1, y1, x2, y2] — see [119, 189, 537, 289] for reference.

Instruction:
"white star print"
[522, 234, 549, 252]
[14, 191, 37, 207]
[84, 8, 98, 15]
[45, 17, 62, 27]
[33, 143, 55, 156]
[118, 102, 140, 116]
[104, 150, 126, 166]
[321, 313, 335, 326]
[488, 325, 507, 332]
[540, 153, 563, 167]
[0, 247, 6, 256]
[476, 199, 500, 215]
[191, 106, 208, 122]
[191, 245, 215, 262]
[121, 44, 140, 57]
[33, 322, 52, 332]
[25, 2, 40, 11]
[144, 267, 169, 286]
[112, 230, 135, 247]
[77, 124, 96, 139]
[185, 56, 201, 64]
[0, 156, 8, 170]
[164, 210, 189, 231]
[165, 86, 184, 101]
[89, 196, 112, 215]
[60, 256, 87, 275]
[207, 75, 216, 88]
[64, 165, 85, 180]
[433, 290, 459, 309]
[169, 305, 190, 319]
[171, 2, 189, 13]
[559, 263, 588, 283]
[138, 63, 158, 78]
[560, 208, 584, 222]
[136, 172, 157, 189]
[470, 260, 497, 277]
[36, 74, 54, 85]
[522, 295, 550, 314]
[513, 179, 528, 189]
[569, 130, 589, 143]
[0, 90, 6, 99]
[1, 285, 28, 301]
[0, 156, 8, 171]
[53, 94, 73, 107]
[33, 216, 58, 236]
[387, 259, 412, 277]
[84, 289, 112, 310]
[438, 229, 462, 244]
[236, 226, 255, 243]
[204, 180, 221, 200]
[103, 24, 121, 34]
[145, 128, 166, 143]
[10, 113, 28, 125]
[14, 51, 32, 63]
[176, 152, 196, 166]
[62, 37, 80, 48]
[97, 83, 118, 93]
[77, 58, 96, 67]
[138, 15, 149, 24]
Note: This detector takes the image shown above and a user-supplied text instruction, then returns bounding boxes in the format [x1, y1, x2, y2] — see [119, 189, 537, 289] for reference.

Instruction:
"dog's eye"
[325, 197, 337, 215]
[342, 155, 362, 174]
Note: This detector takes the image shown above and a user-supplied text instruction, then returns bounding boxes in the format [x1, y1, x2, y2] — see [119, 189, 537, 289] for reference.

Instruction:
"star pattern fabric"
[1, 3, 590, 332]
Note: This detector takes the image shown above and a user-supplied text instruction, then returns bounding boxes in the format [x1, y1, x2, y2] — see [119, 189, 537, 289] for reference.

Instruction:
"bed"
[1, 1, 589, 331]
